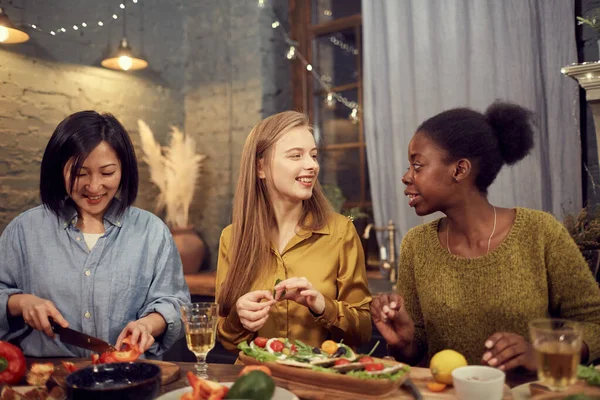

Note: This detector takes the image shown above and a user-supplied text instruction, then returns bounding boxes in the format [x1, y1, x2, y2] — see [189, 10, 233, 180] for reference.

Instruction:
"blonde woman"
[216, 111, 372, 352]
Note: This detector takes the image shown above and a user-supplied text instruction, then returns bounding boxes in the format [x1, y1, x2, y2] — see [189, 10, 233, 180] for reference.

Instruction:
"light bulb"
[271, 21, 280, 28]
[286, 46, 296, 60]
[118, 56, 133, 71]
[325, 92, 336, 109]
[257, 0, 266, 8]
[0, 26, 8, 42]
[306, 64, 313, 71]
[349, 108, 359, 124]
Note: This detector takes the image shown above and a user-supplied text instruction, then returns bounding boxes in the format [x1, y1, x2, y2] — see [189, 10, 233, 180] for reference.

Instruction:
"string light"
[257, 0, 360, 123]
[18, 0, 140, 38]
[286, 45, 296, 60]
[349, 108, 359, 124]
[325, 92, 336, 109]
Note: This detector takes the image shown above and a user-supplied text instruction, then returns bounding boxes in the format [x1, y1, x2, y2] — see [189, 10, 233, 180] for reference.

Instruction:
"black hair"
[417, 101, 535, 193]
[40, 110, 138, 217]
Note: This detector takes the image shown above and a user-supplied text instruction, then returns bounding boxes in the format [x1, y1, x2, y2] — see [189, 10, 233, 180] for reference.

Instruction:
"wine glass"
[529, 318, 583, 391]
[181, 302, 219, 379]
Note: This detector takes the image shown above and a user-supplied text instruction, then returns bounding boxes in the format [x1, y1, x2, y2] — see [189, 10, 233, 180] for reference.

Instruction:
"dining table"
[24, 357, 542, 399]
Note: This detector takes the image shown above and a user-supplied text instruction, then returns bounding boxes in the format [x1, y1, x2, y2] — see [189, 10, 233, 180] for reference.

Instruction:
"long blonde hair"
[218, 111, 332, 316]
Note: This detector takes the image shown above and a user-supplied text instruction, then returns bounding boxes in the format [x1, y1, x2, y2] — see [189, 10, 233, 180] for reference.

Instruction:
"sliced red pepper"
[0, 341, 26, 385]
[61, 361, 78, 373]
[91, 354, 100, 365]
[92, 337, 142, 364]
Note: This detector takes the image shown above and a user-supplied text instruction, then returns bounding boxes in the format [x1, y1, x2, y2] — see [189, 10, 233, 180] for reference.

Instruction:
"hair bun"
[484, 101, 535, 165]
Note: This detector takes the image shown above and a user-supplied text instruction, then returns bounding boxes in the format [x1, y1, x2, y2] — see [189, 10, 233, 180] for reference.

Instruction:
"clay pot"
[170, 226, 206, 274]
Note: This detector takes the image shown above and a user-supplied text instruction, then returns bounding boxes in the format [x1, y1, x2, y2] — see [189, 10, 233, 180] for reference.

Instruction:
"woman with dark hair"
[216, 111, 371, 353]
[371, 102, 600, 370]
[0, 111, 190, 357]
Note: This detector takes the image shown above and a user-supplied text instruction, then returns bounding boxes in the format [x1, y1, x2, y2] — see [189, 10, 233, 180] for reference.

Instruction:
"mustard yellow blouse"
[215, 213, 372, 353]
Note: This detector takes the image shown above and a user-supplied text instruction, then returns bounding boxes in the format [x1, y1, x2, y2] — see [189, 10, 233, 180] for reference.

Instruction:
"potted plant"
[137, 120, 207, 274]
[564, 207, 600, 283]
[577, 8, 600, 56]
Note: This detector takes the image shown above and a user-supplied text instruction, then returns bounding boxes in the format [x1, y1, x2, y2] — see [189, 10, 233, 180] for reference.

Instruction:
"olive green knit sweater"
[398, 207, 600, 365]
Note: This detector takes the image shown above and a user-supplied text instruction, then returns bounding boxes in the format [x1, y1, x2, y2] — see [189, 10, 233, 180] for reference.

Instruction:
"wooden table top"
[26, 358, 540, 399]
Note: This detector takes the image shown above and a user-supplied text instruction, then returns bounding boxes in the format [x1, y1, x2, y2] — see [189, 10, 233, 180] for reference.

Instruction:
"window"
[290, 0, 379, 270]
[289, 0, 368, 208]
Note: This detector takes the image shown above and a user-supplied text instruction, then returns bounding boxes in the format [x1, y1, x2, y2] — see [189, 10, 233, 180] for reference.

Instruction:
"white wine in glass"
[181, 302, 218, 379]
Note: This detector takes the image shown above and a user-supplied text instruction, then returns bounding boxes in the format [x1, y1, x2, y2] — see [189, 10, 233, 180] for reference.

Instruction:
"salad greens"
[577, 365, 600, 386]
[238, 341, 278, 363]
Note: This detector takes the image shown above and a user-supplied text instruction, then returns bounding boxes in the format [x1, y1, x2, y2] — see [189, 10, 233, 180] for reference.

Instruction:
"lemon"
[429, 349, 468, 384]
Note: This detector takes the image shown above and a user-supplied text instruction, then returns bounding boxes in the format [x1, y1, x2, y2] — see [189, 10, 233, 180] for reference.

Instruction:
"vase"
[170, 226, 206, 274]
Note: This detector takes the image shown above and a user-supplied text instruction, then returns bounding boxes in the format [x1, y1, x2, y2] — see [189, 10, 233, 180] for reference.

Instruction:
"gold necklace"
[446, 206, 497, 255]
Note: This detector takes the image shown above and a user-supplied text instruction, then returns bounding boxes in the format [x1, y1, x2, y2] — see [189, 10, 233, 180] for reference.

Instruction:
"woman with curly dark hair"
[371, 102, 600, 370]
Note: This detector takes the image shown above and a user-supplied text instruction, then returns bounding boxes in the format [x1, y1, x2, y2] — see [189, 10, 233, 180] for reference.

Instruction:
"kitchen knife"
[50, 321, 116, 353]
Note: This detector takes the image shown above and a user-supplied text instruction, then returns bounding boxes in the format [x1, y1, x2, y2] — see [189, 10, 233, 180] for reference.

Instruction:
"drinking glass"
[529, 318, 583, 391]
[181, 302, 219, 379]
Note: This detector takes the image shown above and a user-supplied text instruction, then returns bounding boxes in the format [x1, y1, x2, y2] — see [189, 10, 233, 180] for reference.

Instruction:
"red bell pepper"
[61, 361, 78, 373]
[0, 341, 26, 385]
[92, 337, 142, 364]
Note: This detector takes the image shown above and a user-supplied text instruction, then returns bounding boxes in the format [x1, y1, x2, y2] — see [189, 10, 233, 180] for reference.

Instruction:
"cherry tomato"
[364, 363, 385, 372]
[254, 337, 268, 348]
[270, 340, 285, 353]
[359, 356, 374, 364]
[321, 340, 338, 355]
[335, 359, 351, 366]
[290, 344, 297, 354]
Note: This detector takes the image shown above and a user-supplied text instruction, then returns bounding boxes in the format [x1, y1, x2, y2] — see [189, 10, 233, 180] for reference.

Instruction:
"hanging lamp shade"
[101, 38, 148, 71]
[0, 8, 29, 44]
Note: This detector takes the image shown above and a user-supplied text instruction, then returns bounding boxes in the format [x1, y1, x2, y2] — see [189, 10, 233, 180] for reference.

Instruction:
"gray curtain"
[363, 0, 580, 250]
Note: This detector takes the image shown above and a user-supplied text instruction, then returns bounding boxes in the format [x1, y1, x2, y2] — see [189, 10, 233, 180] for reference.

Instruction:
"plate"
[155, 382, 300, 400]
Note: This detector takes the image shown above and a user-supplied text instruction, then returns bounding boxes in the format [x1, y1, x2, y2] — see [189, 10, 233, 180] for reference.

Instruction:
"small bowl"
[65, 362, 161, 400]
[452, 365, 505, 400]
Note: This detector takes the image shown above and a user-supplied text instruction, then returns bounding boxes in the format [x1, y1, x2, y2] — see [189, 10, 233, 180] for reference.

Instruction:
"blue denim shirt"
[0, 200, 191, 357]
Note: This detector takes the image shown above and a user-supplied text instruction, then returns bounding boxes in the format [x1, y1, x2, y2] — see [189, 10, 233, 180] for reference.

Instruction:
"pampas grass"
[137, 120, 206, 229]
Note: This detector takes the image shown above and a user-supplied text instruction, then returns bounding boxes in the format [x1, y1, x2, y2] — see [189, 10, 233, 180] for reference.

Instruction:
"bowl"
[452, 365, 505, 400]
[65, 362, 161, 400]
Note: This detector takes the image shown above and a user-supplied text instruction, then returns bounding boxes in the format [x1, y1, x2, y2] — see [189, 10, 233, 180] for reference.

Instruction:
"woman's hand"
[13, 294, 69, 338]
[370, 293, 414, 349]
[482, 332, 536, 371]
[116, 319, 156, 353]
[273, 277, 325, 315]
[236, 290, 276, 332]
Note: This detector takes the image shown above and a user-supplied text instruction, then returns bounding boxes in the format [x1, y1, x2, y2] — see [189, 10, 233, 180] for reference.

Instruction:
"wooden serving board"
[52, 359, 180, 386]
[239, 353, 512, 399]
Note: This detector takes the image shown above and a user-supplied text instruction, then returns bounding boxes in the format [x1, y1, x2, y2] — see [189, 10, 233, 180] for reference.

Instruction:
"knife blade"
[51, 321, 116, 353]
[403, 378, 423, 400]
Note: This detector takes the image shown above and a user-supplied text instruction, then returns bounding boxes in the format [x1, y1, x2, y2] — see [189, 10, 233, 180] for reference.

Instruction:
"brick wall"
[0, 0, 291, 269]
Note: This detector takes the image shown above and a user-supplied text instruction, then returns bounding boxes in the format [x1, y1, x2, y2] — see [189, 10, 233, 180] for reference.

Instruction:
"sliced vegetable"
[427, 381, 448, 392]
[97, 336, 142, 363]
[364, 363, 385, 372]
[359, 356, 374, 364]
[61, 361, 78, 373]
[239, 365, 272, 377]
[321, 340, 338, 355]
[334, 359, 351, 366]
